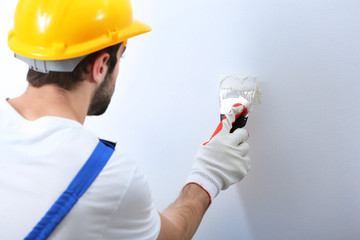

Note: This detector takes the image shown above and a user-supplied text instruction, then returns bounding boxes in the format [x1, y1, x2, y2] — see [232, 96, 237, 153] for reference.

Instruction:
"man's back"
[0, 99, 160, 239]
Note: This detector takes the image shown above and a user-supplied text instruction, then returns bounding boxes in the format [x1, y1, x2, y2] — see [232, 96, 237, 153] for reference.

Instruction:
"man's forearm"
[157, 183, 210, 240]
[157, 105, 250, 239]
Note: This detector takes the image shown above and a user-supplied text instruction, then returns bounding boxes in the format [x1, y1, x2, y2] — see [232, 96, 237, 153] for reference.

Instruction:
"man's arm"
[157, 183, 209, 240]
[157, 104, 251, 240]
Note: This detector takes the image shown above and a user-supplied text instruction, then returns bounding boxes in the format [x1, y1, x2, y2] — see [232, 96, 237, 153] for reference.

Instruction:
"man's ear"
[91, 52, 110, 84]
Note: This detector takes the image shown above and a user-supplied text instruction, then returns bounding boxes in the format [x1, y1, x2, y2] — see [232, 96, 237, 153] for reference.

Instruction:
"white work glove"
[186, 104, 251, 202]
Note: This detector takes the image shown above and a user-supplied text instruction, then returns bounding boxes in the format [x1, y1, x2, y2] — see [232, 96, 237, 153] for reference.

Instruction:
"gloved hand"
[186, 104, 251, 202]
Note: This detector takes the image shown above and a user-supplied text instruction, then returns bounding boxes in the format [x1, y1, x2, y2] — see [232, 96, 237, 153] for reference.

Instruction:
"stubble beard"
[87, 72, 115, 116]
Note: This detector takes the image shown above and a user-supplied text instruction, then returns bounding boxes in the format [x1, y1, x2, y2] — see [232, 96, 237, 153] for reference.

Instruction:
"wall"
[1, 0, 359, 239]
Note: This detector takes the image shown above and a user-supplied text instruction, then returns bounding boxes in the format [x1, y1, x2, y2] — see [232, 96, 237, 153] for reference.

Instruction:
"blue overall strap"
[24, 139, 115, 240]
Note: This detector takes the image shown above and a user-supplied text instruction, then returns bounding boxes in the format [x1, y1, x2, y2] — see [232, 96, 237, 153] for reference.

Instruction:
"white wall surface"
[1, 0, 359, 239]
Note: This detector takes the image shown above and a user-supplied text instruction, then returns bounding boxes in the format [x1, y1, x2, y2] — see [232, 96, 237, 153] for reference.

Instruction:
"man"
[0, 0, 251, 239]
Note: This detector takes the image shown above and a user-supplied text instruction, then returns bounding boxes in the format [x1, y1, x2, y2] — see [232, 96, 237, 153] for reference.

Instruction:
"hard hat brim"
[8, 20, 151, 61]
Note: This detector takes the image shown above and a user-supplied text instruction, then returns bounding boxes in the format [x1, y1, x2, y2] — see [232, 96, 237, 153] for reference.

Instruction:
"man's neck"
[7, 84, 92, 124]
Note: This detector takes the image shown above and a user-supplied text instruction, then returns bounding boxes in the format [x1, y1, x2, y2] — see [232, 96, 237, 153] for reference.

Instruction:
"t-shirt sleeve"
[101, 166, 161, 240]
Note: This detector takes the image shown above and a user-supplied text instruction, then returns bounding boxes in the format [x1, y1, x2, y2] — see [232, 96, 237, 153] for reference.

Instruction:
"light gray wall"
[1, 0, 359, 239]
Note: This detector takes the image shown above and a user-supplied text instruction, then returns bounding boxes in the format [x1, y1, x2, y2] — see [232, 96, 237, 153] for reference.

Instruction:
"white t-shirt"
[0, 100, 161, 240]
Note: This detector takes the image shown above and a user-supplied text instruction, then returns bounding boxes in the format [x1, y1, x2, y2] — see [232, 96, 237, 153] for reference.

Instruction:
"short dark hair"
[26, 43, 121, 90]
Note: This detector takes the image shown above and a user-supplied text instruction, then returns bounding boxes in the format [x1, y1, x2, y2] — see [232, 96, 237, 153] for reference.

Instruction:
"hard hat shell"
[8, 0, 151, 61]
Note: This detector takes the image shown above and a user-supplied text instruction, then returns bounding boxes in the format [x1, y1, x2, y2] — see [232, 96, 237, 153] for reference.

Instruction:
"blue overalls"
[24, 139, 115, 240]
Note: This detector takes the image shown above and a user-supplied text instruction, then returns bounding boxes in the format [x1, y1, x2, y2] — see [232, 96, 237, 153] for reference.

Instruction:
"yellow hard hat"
[8, 0, 151, 61]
